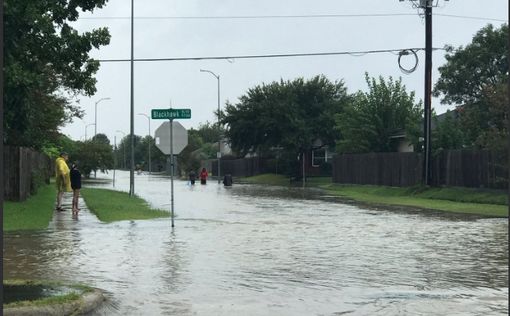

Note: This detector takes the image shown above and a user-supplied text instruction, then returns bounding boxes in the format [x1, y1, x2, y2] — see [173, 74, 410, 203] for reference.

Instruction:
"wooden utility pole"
[400, 0, 437, 185]
[424, 1, 433, 185]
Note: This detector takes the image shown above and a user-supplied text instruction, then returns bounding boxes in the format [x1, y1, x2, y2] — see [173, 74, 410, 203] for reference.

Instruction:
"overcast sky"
[61, 0, 508, 142]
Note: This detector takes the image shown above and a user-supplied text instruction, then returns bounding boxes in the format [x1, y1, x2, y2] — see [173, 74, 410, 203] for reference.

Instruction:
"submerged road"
[3, 171, 508, 315]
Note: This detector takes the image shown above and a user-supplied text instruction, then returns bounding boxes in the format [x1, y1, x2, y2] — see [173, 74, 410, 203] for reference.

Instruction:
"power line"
[77, 13, 505, 22]
[79, 13, 418, 20]
[97, 47, 445, 63]
[435, 13, 506, 22]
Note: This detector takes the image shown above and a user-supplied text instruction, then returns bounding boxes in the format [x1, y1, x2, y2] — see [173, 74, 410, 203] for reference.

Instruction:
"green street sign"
[151, 108, 191, 120]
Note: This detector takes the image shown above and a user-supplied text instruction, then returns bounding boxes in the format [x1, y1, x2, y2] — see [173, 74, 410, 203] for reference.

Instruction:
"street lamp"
[138, 113, 151, 174]
[85, 123, 95, 140]
[94, 97, 111, 136]
[116, 130, 127, 169]
[200, 69, 221, 184]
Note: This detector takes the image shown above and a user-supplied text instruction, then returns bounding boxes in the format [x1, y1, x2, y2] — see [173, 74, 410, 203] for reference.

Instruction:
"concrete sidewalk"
[47, 192, 102, 230]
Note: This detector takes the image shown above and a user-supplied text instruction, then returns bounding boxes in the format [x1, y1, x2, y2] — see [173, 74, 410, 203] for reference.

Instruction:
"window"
[312, 147, 333, 167]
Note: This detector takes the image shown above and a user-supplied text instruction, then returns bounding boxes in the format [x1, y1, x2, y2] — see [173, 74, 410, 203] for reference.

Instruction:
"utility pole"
[400, 0, 441, 185]
[129, 0, 135, 196]
[424, 0, 433, 185]
[507, 2, 509, 215]
[0, 0, 5, 291]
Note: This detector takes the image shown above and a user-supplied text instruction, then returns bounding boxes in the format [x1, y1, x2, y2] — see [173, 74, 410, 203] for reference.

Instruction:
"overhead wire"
[77, 13, 505, 22]
[398, 49, 419, 74]
[96, 47, 444, 65]
[434, 13, 506, 22]
[78, 13, 418, 20]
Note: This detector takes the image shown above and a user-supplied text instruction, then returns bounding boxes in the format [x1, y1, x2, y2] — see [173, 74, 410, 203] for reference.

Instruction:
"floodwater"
[3, 171, 508, 315]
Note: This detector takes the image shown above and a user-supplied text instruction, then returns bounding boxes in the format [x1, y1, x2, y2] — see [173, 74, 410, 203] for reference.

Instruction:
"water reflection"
[3, 171, 508, 315]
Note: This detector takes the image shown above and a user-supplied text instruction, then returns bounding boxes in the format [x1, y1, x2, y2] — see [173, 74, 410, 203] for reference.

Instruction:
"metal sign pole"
[170, 119, 175, 227]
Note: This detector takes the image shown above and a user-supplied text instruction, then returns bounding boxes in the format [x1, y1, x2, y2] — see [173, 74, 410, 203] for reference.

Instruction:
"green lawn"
[321, 184, 508, 217]
[4, 184, 56, 231]
[241, 174, 290, 186]
[244, 174, 508, 217]
[81, 188, 169, 222]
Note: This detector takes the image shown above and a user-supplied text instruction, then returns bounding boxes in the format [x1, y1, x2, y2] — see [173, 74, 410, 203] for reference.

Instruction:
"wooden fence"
[4, 146, 52, 201]
[332, 150, 507, 189]
[332, 152, 422, 186]
[431, 150, 507, 188]
[203, 157, 275, 177]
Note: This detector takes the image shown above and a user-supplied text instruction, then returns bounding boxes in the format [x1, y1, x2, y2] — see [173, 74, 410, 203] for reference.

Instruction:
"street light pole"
[200, 69, 221, 184]
[116, 130, 127, 169]
[138, 113, 151, 174]
[85, 123, 95, 140]
[113, 135, 117, 187]
[94, 97, 110, 136]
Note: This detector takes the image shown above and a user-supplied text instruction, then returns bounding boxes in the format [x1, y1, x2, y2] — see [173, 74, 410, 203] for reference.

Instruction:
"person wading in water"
[200, 167, 208, 185]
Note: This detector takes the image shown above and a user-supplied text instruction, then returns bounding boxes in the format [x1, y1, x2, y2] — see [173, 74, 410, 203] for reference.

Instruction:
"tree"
[196, 122, 223, 144]
[177, 129, 206, 173]
[115, 134, 142, 170]
[476, 83, 509, 152]
[431, 110, 465, 154]
[4, 0, 110, 148]
[335, 74, 422, 153]
[433, 24, 508, 146]
[41, 134, 78, 159]
[136, 135, 166, 172]
[223, 75, 350, 166]
[72, 134, 113, 177]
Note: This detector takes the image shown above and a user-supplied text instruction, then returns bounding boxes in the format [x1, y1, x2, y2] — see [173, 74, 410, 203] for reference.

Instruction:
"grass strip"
[241, 174, 290, 186]
[321, 184, 508, 217]
[3, 184, 56, 231]
[243, 174, 508, 217]
[4, 293, 81, 308]
[3, 280, 94, 308]
[81, 188, 169, 222]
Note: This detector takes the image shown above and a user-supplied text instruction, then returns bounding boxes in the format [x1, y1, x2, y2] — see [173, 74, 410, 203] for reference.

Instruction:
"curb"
[4, 289, 105, 316]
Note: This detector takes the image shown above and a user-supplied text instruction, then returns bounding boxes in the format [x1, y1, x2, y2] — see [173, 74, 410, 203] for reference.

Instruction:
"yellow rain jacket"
[55, 157, 72, 192]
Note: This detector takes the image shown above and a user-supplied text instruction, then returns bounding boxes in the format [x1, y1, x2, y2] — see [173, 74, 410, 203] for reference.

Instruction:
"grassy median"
[4, 184, 56, 231]
[244, 174, 508, 217]
[81, 188, 169, 222]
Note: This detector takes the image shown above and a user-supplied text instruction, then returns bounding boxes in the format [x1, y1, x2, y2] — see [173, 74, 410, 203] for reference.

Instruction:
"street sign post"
[153, 108, 191, 228]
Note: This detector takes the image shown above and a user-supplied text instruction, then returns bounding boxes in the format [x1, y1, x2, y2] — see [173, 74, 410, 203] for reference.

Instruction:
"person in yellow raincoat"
[55, 152, 71, 211]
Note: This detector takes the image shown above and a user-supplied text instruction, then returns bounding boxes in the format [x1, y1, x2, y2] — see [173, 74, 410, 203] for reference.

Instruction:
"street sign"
[154, 121, 188, 155]
[152, 108, 191, 120]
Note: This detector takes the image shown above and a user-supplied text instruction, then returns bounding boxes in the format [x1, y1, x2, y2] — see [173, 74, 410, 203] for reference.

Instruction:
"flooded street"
[4, 171, 508, 315]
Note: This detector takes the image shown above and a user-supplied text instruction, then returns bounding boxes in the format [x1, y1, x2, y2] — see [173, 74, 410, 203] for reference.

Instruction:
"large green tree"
[177, 129, 206, 174]
[433, 24, 508, 147]
[223, 75, 350, 160]
[335, 74, 422, 153]
[72, 133, 113, 177]
[431, 111, 465, 154]
[115, 135, 141, 170]
[4, 0, 110, 148]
